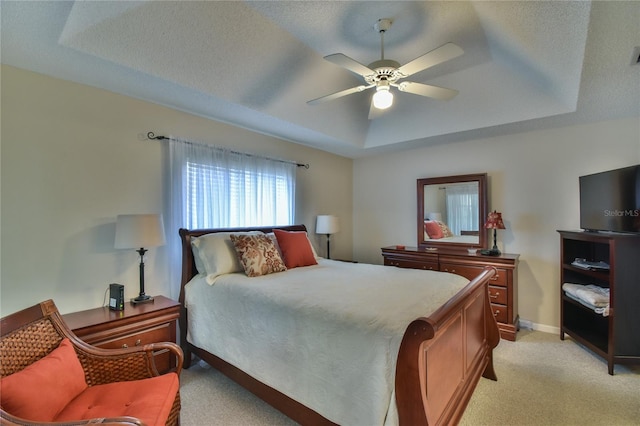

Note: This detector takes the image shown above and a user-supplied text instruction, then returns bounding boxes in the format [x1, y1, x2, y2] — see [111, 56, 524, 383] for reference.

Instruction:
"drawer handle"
[490, 292, 500, 299]
[122, 340, 142, 349]
[493, 310, 501, 316]
[491, 276, 498, 281]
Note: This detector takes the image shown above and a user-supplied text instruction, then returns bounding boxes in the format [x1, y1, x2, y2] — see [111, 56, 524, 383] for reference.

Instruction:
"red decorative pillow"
[0, 338, 87, 421]
[424, 221, 444, 239]
[273, 229, 318, 269]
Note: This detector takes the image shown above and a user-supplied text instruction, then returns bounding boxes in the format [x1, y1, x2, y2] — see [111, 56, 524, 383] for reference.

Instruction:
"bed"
[178, 225, 500, 425]
[424, 234, 479, 244]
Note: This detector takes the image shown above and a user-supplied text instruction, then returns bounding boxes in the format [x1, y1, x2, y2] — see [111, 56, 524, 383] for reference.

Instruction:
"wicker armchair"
[0, 300, 183, 426]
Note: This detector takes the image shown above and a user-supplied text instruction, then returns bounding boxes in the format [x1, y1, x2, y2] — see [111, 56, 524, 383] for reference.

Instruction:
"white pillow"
[191, 231, 261, 284]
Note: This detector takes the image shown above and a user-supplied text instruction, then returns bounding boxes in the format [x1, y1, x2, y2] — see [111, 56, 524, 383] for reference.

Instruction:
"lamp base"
[131, 295, 154, 305]
[480, 249, 501, 256]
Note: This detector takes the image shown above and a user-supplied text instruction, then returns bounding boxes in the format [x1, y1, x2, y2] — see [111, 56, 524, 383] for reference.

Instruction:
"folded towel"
[563, 283, 610, 316]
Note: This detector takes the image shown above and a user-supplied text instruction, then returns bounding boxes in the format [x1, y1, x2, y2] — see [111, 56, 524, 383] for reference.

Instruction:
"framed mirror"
[417, 173, 488, 251]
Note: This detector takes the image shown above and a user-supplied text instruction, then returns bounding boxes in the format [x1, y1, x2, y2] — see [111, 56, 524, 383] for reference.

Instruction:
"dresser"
[382, 246, 520, 341]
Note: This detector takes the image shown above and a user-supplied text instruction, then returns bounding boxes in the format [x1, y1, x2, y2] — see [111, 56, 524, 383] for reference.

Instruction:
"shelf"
[561, 293, 606, 314]
[562, 264, 609, 280]
[562, 324, 608, 355]
[558, 230, 640, 375]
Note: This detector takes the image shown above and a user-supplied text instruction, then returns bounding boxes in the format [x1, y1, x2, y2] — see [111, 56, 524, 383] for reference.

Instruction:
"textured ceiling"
[2, 1, 639, 158]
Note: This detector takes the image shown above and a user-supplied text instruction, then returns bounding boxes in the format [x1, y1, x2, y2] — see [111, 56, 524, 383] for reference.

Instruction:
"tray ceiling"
[2, 1, 639, 158]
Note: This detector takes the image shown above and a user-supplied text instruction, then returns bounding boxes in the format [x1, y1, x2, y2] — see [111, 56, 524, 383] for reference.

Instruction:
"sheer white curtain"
[165, 137, 296, 299]
[446, 183, 479, 235]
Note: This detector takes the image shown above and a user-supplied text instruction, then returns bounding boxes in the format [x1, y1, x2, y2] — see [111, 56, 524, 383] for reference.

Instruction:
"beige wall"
[353, 116, 640, 331]
[3, 64, 639, 332]
[1, 65, 352, 316]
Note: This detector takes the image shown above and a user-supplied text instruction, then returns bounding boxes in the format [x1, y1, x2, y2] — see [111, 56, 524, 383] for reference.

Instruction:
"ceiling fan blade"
[397, 81, 459, 100]
[324, 53, 375, 77]
[396, 42, 464, 78]
[307, 85, 373, 105]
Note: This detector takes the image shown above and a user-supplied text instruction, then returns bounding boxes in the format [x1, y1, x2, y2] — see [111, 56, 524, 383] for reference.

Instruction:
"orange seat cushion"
[0, 338, 87, 421]
[55, 373, 179, 426]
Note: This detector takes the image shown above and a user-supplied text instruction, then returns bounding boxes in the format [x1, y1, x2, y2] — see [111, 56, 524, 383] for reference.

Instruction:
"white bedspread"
[425, 234, 479, 244]
[185, 259, 469, 426]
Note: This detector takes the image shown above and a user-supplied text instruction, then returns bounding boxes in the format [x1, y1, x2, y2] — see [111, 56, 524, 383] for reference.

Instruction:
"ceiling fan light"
[373, 87, 393, 109]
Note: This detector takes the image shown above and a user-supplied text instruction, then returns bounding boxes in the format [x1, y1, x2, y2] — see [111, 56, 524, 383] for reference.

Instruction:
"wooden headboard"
[177, 224, 307, 306]
[177, 224, 308, 363]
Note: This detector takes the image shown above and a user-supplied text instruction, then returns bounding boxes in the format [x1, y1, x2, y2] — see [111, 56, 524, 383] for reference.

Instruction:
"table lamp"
[481, 211, 505, 256]
[115, 214, 166, 304]
[316, 215, 339, 259]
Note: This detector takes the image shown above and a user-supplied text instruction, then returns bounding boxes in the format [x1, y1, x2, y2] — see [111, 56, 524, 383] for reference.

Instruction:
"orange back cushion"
[0, 338, 87, 421]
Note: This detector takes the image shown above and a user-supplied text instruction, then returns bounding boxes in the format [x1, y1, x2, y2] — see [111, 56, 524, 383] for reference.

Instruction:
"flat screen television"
[579, 164, 640, 234]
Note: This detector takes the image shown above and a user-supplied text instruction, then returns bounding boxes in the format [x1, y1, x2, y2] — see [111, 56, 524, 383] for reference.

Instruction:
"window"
[169, 137, 295, 229]
[166, 137, 297, 299]
[184, 159, 295, 228]
[446, 183, 479, 235]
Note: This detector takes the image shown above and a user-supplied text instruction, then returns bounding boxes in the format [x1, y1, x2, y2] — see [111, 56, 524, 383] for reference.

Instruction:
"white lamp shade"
[316, 215, 340, 235]
[428, 212, 443, 222]
[114, 214, 166, 249]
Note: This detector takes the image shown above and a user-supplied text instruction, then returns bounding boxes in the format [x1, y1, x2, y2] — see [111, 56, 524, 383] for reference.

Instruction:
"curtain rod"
[146, 132, 309, 169]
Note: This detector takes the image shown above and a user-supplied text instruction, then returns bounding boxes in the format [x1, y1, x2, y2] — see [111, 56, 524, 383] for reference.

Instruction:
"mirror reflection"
[423, 182, 480, 243]
[418, 174, 487, 250]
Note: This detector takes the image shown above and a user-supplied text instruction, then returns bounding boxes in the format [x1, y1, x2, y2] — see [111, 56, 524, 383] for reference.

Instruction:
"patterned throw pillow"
[191, 231, 262, 284]
[436, 221, 454, 238]
[230, 233, 287, 277]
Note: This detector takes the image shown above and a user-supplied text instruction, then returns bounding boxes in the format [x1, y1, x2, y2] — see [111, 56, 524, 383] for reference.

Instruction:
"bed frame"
[178, 225, 500, 425]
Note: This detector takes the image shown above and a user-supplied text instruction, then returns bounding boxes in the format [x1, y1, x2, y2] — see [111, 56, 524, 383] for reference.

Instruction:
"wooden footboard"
[396, 266, 500, 425]
[178, 226, 499, 426]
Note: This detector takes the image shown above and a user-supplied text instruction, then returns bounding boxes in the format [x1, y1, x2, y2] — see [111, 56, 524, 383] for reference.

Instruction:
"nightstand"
[63, 295, 180, 373]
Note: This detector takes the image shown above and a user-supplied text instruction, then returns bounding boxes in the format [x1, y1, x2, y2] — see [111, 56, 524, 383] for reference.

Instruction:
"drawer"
[440, 263, 507, 286]
[491, 303, 508, 324]
[488, 285, 508, 305]
[386, 258, 438, 271]
[93, 323, 173, 349]
[93, 323, 174, 373]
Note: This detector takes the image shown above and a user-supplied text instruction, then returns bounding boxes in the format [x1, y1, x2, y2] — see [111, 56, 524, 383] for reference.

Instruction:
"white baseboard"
[519, 319, 560, 335]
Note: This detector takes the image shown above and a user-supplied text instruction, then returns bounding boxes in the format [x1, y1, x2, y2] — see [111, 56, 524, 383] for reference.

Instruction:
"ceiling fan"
[307, 19, 463, 116]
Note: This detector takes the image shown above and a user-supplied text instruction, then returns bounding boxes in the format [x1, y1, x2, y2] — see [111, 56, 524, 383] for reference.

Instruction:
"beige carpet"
[179, 330, 639, 425]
